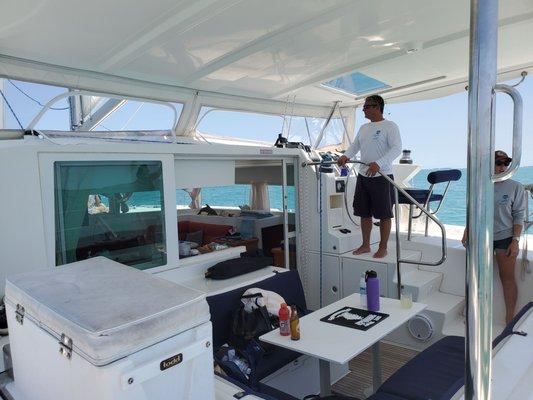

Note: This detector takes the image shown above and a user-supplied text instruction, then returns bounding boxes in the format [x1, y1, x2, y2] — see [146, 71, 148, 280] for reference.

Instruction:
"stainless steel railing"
[522, 184, 533, 281]
[466, 1, 498, 397]
[492, 84, 523, 182]
[524, 184, 533, 232]
[302, 159, 447, 299]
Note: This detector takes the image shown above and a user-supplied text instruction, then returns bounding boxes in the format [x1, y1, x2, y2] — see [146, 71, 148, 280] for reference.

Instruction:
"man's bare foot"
[353, 245, 371, 255]
[373, 247, 388, 258]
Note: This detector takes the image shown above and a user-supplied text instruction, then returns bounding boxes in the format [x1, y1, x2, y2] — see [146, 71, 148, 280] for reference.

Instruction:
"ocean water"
[175, 185, 296, 211]
[410, 165, 533, 226]
[131, 166, 533, 229]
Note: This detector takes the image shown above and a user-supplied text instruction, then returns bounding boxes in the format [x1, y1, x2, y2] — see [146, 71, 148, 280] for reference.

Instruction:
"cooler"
[4, 257, 214, 400]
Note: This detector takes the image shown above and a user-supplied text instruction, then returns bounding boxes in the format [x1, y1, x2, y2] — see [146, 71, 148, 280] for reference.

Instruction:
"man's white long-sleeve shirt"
[344, 120, 402, 176]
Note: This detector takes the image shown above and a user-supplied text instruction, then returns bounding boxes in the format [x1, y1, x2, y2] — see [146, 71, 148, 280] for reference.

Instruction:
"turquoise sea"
[411, 165, 533, 226]
[132, 166, 533, 229]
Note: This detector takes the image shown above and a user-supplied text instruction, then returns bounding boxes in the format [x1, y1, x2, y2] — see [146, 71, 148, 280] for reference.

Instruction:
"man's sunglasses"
[495, 160, 511, 167]
[362, 104, 379, 110]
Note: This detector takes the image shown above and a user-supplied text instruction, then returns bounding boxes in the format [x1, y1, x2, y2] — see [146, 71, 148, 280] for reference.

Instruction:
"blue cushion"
[493, 302, 533, 348]
[207, 270, 307, 348]
[216, 373, 290, 400]
[398, 190, 443, 204]
[257, 381, 301, 400]
[427, 169, 462, 184]
[253, 347, 301, 380]
[377, 336, 464, 400]
[207, 270, 307, 383]
[368, 393, 409, 400]
[372, 303, 533, 400]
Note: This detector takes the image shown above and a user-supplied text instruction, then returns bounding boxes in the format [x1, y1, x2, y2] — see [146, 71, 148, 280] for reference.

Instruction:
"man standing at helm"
[338, 95, 402, 258]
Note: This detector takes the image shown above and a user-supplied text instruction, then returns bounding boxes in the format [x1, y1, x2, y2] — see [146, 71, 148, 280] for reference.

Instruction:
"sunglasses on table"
[495, 160, 511, 166]
[362, 104, 379, 110]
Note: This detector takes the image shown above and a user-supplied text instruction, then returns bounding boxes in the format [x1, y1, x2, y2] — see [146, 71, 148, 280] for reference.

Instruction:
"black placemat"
[320, 307, 389, 331]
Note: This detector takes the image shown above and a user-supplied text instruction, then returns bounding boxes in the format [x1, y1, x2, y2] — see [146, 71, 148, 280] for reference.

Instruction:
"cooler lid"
[5, 257, 210, 366]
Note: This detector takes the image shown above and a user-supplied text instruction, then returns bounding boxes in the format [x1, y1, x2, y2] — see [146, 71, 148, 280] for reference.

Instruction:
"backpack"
[214, 292, 278, 386]
[229, 293, 278, 353]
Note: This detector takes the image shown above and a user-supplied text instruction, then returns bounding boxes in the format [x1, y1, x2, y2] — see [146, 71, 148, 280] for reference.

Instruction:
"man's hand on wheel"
[366, 162, 380, 177]
[337, 155, 349, 166]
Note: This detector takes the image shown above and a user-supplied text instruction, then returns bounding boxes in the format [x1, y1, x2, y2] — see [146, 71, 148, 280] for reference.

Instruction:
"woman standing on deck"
[462, 150, 526, 324]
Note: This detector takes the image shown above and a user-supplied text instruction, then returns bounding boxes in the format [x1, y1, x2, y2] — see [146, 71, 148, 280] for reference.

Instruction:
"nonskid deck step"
[393, 265, 442, 302]
[423, 291, 465, 327]
[442, 316, 506, 338]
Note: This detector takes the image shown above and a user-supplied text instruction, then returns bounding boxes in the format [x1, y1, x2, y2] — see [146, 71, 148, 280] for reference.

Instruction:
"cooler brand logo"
[160, 353, 183, 371]
[260, 149, 273, 155]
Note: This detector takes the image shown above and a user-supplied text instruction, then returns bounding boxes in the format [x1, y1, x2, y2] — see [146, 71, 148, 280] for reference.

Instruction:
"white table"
[260, 294, 426, 397]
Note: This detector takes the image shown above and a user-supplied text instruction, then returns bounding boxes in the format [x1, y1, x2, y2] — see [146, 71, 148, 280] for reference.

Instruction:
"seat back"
[427, 169, 462, 184]
[376, 336, 465, 400]
[206, 270, 307, 348]
[373, 303, 533, 400]
[493, 302, 533, 348]
[177, 220, 233, 244]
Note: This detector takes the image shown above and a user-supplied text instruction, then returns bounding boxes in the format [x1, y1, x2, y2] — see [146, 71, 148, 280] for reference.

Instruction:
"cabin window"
[2, 80, 71, 130]
[176, 185, 292, 211]
[54, 161, 166, 270]
[196, 107, 284, 143]
[175, 159, 298, 269]
[285, 116, 345, 148]
[89, 100, 183, 132]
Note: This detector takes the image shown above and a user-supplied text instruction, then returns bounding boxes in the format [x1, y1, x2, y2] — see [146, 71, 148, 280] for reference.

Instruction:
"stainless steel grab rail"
[302, 159, 448, 298]
[526, 184, 533, 232]
[522, 185, 532, 281]
[492, 84, 523, 182]
[384, 174, 447, 266]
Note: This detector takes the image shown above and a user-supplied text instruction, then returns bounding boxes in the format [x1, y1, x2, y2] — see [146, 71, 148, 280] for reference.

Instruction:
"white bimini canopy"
[1, 1, 533, 112]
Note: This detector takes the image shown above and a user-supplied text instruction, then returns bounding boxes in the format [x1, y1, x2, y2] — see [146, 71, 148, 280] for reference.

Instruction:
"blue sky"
[1, 77, 531, 169]
[380, 77, 533, 169]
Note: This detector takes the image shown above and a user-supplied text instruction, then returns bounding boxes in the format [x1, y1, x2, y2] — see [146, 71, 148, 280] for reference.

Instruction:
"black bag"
[229, 293, 277, 352]
[303, 395, 356, 399]
[205, 256, 273, 280]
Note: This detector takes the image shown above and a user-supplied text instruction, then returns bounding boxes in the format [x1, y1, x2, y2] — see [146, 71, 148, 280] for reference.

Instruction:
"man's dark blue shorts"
[353, 174, 395, 219]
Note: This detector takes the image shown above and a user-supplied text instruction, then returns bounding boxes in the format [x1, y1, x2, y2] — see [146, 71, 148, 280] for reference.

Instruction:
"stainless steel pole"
[394, 188, 402, 300]
[313, 101, 339, 149]
[0, 79, 4, 129]
[466, 0, 498, 399]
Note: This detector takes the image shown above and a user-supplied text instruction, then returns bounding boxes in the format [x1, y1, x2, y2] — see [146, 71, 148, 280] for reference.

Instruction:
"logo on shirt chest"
[498, 194, 509, 205]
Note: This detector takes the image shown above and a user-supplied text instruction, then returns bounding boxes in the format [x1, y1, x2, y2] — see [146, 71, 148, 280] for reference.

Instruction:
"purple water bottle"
[365, 270, 380, 312]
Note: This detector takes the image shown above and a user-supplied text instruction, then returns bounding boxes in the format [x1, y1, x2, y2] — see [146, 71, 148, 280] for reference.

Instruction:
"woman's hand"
[506, 240, 519, 258]
[461, 229, 467, 248]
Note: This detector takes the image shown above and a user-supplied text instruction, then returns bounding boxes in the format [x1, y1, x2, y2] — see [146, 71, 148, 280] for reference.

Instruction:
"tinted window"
[54, 161, 166, 269]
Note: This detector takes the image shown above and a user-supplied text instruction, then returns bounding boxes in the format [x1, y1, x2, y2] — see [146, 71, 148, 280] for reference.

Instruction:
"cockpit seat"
[398, 169, 461, 238]
[371, 335, 464, 400]
[369, 302, 532, 400]
[207, 270, 308, 387]
[178, 220, 233, 245]
[367, 393, 408, 400]
[217, 372, 298, 400]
